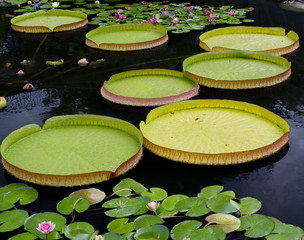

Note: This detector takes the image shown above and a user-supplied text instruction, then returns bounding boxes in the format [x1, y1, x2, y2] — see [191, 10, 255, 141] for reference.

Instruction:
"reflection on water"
[1, 0, 304, 236]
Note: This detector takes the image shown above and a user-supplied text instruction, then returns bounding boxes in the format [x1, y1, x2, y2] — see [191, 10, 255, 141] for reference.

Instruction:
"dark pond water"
[0, 0, 304, 238]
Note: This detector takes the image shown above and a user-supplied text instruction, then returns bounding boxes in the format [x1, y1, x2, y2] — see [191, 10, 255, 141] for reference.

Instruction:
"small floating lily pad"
[1, 115, 143, 186]
[183, 51, 291, 89]
[101, 69, 199, 106]
[11, 9, 88, 33]
[140, 99, 289, 165]
[199, 26, 299, 55]
[85, 23, 168, 51]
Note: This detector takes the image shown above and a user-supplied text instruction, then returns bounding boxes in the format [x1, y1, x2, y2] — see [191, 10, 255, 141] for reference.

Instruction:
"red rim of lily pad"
[11, 10, 88, 33]
[101, 69, 200, 106]
[1, 115, 143, 186]
[85, 23, 168, 51]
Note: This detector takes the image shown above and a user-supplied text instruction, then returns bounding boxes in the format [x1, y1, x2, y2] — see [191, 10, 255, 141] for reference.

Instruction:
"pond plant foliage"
[0, 178, 303, 240]
[11, 9, 88, 33]
[140, 99, 290, 165]
[0, 115, 143, 186]
[101, 69, 199, 106]
[199, 26, 300, 55]
[183, 50, 291, 89]
[85, 23, 168, 51]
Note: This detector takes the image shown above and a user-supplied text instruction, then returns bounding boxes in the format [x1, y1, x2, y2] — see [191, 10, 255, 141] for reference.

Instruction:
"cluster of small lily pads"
[0, 0, 254, 33]
[0, 178, 303, 240]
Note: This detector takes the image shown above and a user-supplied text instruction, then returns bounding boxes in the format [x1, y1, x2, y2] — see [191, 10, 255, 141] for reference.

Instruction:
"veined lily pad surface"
[140, 100, 289, 165]
[11, 9, 88, 33]
[85, 24, 168, 51]
[199, 26, 299, 55]
[183, 51, 291, 89]
[0, 115, 143, 186]
[101, 69, 199, 106]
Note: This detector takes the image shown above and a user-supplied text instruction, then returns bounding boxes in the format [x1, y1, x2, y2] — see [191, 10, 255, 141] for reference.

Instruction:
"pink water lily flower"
[125, 6, 131, 10]
[209, 13, 219, 18]
[172, 17, 179, 25]
[95, 235, 104, 240]
[117, 9, 123, 13]
[209, 18, 215, 22]
[77, 58, 89, 67]
[187, 6, 193, 10]
[37, 221, 56, 234]
[119, 15, 126, 19]
[162, 11, 168, 15]
[141, 1, 147, 4]
[204, 9, 210, 14]
[146, 201, 160, 213]
[115, 13, 120, 18]
[150, 18, 156, 24]
[142, 20, 148, 23]
[183, 238, 190, 240]
[16, 70, 24, 76]
[161, 5, 168, 10]
[23, 83, 34, 91]
[229, 10, 236, 16]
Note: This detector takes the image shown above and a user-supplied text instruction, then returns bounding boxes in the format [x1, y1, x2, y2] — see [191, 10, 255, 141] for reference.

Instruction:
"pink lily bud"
[141, 1, 147, 5]
[119, 15, 126, 19]
[16, 70, 25, 76]
[229, 10, 236, 16]
[162, 11, 168, 15]
[77, 58, 89, 67]
[172, 17, 179, 25]
[204, 9, 210, 14]
[23, 83, 34, 91]
[187, 6, 193, 10]
[209, 13, 219, 18]
[95, 235, 104, 240]
[142, 20, 148, 23]
[117, 9, 123, 13]
[150, 18, 156, 24]
[209, 18, 215, 22]
[183, 238, 190, 240]
[125, 6, 131, 10]
[146, 201, 160, 212]
[37, 221, 56, 234]
[115, 13, 120, 18]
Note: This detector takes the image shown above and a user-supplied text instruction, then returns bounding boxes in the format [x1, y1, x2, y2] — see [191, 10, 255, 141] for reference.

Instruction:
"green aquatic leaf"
[205, 213, 240, 233]
[103, 232, 123, 240]
[0, 210, 28, 232]
[133, 215, 164, 230]
[175, 197, 209, 217]
[113, 178, 148, 197]
[69, 188, 106, 205]
[198, 185, 224, 199]
[8, 232, 37, 240]
[64, 222, 94, 239]
[141, 188, 167, 201]
[207, 195, 240, 213]
[243, 19, 254, 22]
[56, 196, 90, 215]
[170, 220, 202, 240]
[190, 227, 226, 240]
[162, 194, 188, 211]
[266, 218, 304, 240]
[238, 214, 275, 238]
[157, 205, 178, 217]
[103, 197, 142, 218]
[134, 225, 169, 240]
[239, 197, 262, 215]
[0, 183, 38, 211]
[107, 218, 134, 234]
[133, 197, 150, 215]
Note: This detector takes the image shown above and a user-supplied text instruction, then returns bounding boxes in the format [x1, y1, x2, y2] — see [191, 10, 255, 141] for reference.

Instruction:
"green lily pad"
[134, 225, 169, 240]
[57, 196, 90, 215]
[133, 197, 151, 215]
[0, 210, 29, 232]
[197, 185, 224, 199]
[205, 213, 241, 233]
[69, 188, 106, 205]
[207, 195, 240, 213]
[175, 197, 209, 217]
[161, 194, 188, 211]
[1, 115, 143, 186]
[133, 215, 164, 230]
[266, 219, 304, 240]
[103, 197, 142, 218]
[141, 188, 167, 201]
[170, 220, 202, 240]
[107, 218, 134, 234]
[64, 222, 95, 239]
[8, 232, 37, 240]
[239, 197, 262, 215]
[113, 178, 148, 197]
[190, 227, 226, 240]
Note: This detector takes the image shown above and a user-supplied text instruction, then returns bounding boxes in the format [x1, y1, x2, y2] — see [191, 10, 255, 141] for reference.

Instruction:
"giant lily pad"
[85, 23, 168, 51]
[140, 99, 289, 165]
[0, 115, 143, 186]
[101, 69, 199, 106]
[11, 9, 88, 33]
[199, 26, 299, 55]
[183, 51, 291, 89]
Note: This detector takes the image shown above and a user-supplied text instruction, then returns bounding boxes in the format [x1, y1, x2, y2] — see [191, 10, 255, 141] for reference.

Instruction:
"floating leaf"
[198, 185, 223, 199]
[103, 197, 142, 218]
[0, 183, 38, 211]
[170, 220, 202, 240]
[57, 196, 90, 215]
[64, 222, 94, 239]
[24, 212, 66, 239]
[134, 225, 169, 240]
[69, 188, 106, 205]
[266, 218, 304, 240]
[239, 197, 262, 215]
[205, 213, 241, 233]
[175, 197, 209, 217]
[0, 210, 28, 232]
[157, 205, 178, 217]
[161, 194, 188, 211]
[133, 197, 150, 215]
[8, 232, 37, 240]
[243, 19, 254, 22]
[113, 178, 148, 197]
[133, 215, 164, 230]
[107, 218, 134, 234]
[238, 214, 275, 238]
[103, 232, 123, 240]
[207, 195, 240, 213]
[190, 227, 226, 240]
[141, 188, 167, 201]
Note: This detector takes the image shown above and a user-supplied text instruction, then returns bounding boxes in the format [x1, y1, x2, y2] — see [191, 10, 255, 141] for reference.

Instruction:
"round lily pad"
[139, 99, 289, 165]
[85, 23, 168, 51]
[11, 9, 88, 33]
[199, 26, 299, 55]
[0, 115, 143, 186]
[183, 51, 291, 89]
[101, 69, 199, 106]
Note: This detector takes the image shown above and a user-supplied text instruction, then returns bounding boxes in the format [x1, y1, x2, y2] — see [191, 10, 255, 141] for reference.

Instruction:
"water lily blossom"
[95, 0, 100, 4]
[162, 11, 168, 16]
[95, 235, 104, 240]
[142, 20, 148, 23]
[150, 18, 156, 24]
[209, 18, 215, 22]
[52, 1, 59, 8]
[117, 9, 123, 13]
[119, 15, 126, 20]
[114, 13, 120, 18]
[27, 0, 32, 5]
[229, 10, 236, 16]
[161, 5, 168, 10]
[77, 58, 89, 67]
[0, 97, 7, 110]
[37, 221, 56, 234]
[146, 201, 160, 214]
[16, 70, 25, 76]
[172, 17, 179, 25]
[23, 83, 35, 91]
[183, 238, 190, 240]
[209, 13, 219, 18]
[204, 9, 210, 14]
[141, 1, 147, 5]
[187, 6, 193, 10]
[125, 6, 131, 10]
